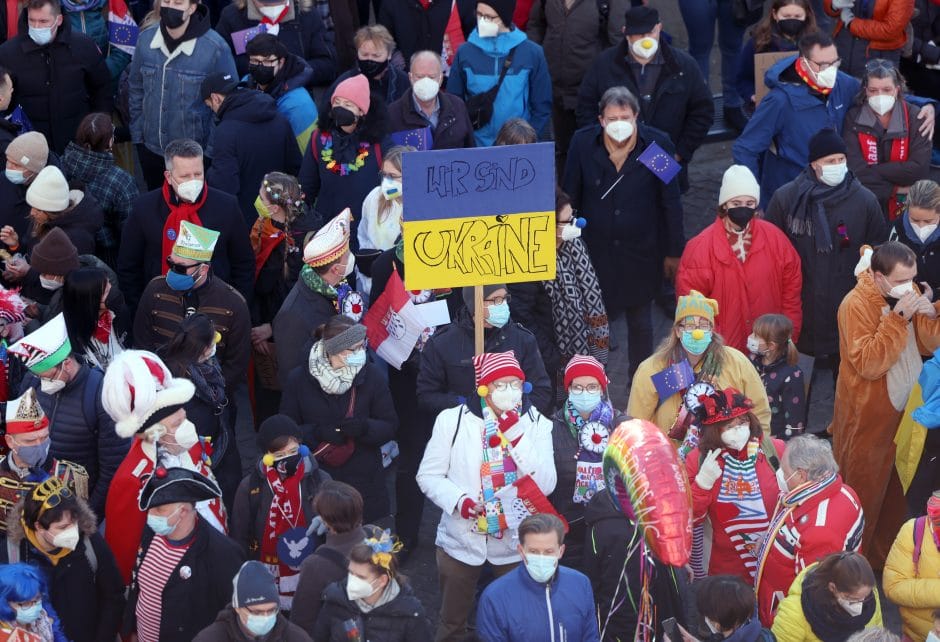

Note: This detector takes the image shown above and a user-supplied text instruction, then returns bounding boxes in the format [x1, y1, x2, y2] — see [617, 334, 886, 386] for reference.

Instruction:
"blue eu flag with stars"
[638, 141, 682, 184]
[650, 359, 695, 401]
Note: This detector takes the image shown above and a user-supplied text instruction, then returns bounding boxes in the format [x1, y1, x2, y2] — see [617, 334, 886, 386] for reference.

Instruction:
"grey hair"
[410, 50, 443, 75]
[784, 434, 839, 481]
[907, 179, 940, 213]
[598, 86, 640, 117]
[846, 628, 899, 642]
[163, 138, 204, 171]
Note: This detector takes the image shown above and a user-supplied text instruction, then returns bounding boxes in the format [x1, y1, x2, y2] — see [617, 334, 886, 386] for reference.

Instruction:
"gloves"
[338, 417, 368, 438]
[306, 515, 328, 537]
[695, 449, 723, 491]
[841, 7, 854, 24]
[459, 497, 477, 519]
[831, 0, 853, 8]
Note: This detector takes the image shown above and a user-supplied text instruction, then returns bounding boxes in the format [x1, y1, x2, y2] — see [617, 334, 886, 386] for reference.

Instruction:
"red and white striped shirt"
[135, 535, 191, 642]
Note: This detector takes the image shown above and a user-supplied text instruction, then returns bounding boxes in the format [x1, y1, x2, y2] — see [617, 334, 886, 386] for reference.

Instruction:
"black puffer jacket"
[20, 364, 131, 517]
[194, 606, 313, 641]
[507, 281, 559, 390]
[313, 580, 432, 642]
[280, 360, 397, 523]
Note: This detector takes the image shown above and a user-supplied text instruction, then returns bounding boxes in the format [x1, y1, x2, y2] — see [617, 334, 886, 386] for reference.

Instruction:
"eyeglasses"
[248, 57, 279, 66]
[484, 294, 511, 306]
[378, 171, 402, 181]
[678, 321, 712, 331]
[809, 57, 841, 71]
[490, 381, 522, 392]
[166, 257, 202, 275]
[475, 11, 499, 20]
[569, 383, 602, 394]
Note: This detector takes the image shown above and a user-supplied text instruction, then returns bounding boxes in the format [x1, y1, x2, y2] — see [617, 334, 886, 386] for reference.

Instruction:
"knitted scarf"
[800, 575, 875, 642]
[307, 340, 359, 394]
[795, 57, 832, 95]
[300, 264, 337, 299]
[714, 439, 770, 579]
[261, 461, 306, 609]
[564, 398, 614, 504]
[251, 217, 289, 281]
[475, 401, 519, 536]
[161, 181, 207, 273]
[782, 169, 855, 253]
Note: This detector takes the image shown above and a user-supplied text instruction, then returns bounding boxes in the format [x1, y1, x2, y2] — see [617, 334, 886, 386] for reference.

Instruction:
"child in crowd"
[747, 313, 806, 439]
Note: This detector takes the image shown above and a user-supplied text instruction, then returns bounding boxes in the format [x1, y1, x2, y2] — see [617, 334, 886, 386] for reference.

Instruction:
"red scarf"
[794, 57, 832, 96]
[857, 101, 910, 220]
[250, 217, 287, 281]
[93, 310, 112, 344]
[161, 181, 208, 274]
[260, 4, 288, 24]
[261, 462, 306, 604]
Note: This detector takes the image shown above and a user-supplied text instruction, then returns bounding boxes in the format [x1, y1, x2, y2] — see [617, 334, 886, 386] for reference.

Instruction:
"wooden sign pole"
[474, 285, 484, 356]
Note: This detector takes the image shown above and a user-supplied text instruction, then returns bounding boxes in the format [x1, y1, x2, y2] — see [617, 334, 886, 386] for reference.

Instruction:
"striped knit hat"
[473, 351, 524, 389]
[676, 290, 718, 324]
[563, 355, 608, 392]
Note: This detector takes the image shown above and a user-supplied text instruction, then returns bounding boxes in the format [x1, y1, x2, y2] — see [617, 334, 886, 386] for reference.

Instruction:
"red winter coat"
[686, 438, 785, 581]
[826, 0, 914, 52]
[754, 474, 864, 626]
[677, 218, 803, 353]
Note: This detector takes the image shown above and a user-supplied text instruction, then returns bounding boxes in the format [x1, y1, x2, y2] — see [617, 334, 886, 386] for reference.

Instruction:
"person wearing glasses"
[772, 551, 882, 640]
[133, 221, 251, 396]
[844, 59, 932, 219]
[0, 563, 67, 642]
[417, 350, 556, 642]
[733, 31, 935, 205]
[356, 145, 408, 300]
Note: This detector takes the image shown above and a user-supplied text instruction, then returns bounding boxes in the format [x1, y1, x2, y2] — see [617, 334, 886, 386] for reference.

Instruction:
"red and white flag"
[495, 474, 570, 533]
[362, 269, 426, 370]
[441, 0, 465, 72]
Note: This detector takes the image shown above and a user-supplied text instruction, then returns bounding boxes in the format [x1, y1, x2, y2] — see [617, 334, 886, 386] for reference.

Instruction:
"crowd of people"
[0, 0, 939, 639]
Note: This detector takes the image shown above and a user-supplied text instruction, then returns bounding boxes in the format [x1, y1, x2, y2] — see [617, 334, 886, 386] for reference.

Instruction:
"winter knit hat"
[0, 286, 27, 325]
[718, 165, 760, 206]
[332, 74, 371, 115]
[462, 284, 507, 317]
[256, 414, 303, 452]
[102, 350, 195, 439]
[479, 0, 516, 27]
[563, 355, 608, 392]
[675, 290, 718, 325]
[6, 132, 48, 175]
[473, 350, 525, 389]
[231, 561, 279, 608]
[808, 128, 847, 163]
[26, 166, 69, 213]
[29, 228, 80, 276]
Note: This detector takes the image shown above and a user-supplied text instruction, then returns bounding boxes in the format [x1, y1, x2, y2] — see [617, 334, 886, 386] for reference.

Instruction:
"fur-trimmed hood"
[233, 0, 313, 17]
[6, 492, 98, 545]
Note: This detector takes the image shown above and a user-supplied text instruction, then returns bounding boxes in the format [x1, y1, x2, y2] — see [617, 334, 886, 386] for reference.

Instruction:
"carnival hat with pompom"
[472, 350, 530, 398]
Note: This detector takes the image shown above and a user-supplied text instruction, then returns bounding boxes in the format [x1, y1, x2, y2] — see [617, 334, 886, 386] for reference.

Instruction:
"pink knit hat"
[332, 74, 371, 115]
[473, 351, 525, 388]
[564, 355, 608, 392]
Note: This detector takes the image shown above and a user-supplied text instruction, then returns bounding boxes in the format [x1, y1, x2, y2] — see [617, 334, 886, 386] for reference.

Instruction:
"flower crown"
[364, 529, 403, 570]
[263, 178, 305, 209]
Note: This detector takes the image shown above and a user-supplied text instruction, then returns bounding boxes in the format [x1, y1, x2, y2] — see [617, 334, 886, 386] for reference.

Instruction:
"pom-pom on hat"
[231, 561, 279, 608]
[304, 208, 351, 267]
[675, 290, 719, 325]
[331, 74, 370, 115]
[138, 466, 222, 510]
[473, 350, 525, 393]
[563, 354, 608, 392]
[6, 131, 48, 174]
[718, 165, 760, 206]
[9, 313, 71, 374]
[696, 387, 754, 425]
[4, 388, 48, 435]
[101, 350, 195, 439]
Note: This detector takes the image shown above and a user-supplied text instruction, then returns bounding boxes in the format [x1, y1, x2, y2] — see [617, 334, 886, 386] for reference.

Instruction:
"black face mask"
[726, 206, 756, 228]
[331, 105, 358, 127]
[276, 453, 301, 477]
[160, 6, 187, 29]
[357, 57, 389, 79]
[776, 18, 804, 37]
[249, 63, 276, 86]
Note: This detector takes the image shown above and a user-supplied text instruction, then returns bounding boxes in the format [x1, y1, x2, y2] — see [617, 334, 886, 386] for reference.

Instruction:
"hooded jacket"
[205, 88, 302, 225]
[194, 606, 313, 641]
[889, 215, 940, 295]
[245, 53, 319, 152]
[445, 27, 552, 146]
[883, 516, 940, 642]
[314, 579, 431, 642]
[6, 495, 125, 642]
[25, 190, 105, 257]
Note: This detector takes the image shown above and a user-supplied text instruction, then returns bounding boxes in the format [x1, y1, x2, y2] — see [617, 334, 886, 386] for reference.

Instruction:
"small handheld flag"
[650, 359, 695, 402]
[638, 141, 682, 184]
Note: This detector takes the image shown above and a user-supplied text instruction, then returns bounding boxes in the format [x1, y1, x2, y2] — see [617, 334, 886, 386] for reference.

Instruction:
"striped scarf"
[474, 401, 518, 536]
[716, 439, 770, 579]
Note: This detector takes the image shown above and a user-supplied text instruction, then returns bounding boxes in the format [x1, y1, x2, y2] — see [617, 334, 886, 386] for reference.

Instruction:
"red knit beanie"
[473, 351, 524, 388]
[563, 354, 607, 392]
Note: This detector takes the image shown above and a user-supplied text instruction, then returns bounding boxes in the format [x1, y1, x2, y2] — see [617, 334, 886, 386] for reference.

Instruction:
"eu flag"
[391, 127, 433, 151]
[638, 141, 682, 184]
[651, 359, 695, 401]
[231, 24, 267, 55]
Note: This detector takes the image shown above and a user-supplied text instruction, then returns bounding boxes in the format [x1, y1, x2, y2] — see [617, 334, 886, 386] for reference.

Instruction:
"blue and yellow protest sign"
[401, 142, 556, 291]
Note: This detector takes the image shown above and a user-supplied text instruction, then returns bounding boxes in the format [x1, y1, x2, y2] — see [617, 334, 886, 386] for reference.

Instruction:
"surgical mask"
[605, 120, 633, 143]
[868, 94, 896, 116]
[721, 425, 751, 452]
[777, 467, 796, 493]
[205, 342, 217, 361]
[726, 206, 756, 229]
[257, 2, 287, 19]
[358, 58, 389, 80]
[477, 17, 499, 38]
[680, 329, 712, 355]
[486, 301, 510, 328]
[15, 440, 50, 468]
[166, 269, 197, 291]
[814, 63, 838, 89]
[147, 505, 182, 537]
[28, 26, 54, 46]
[40, 377, 66, 395]
[915, 223, 938, 243]
[346, 573, 377, 600]
[818, 162, 847, 187]
[746, 334, 764, 356]
[15, 602, 43, 624]
[524, 553, 558, 583]
[490, 387, 522, 412]
[249, 63, 276, 86]
[381, 176, 402, 200]
[160, 5, 187, 28]
[175, 179, 203, 203]
[631, 37, 658, 59]
[245, 612, 277, 636]
[331, 106, 358, 127]
[569, 390, 602, 414]
[39, 276, 63, 291]
[776, 17, 804, 37]
[345, 348, 367, 368]
[173, 419, 199, 451]
[342, 253, 356, 277]
[254, 194, 272, 218]
[413, 76, 440, 102]
[560, 223, 582, 241]
[51, 525, 80, 551]
[837, 596, 865, 617]
[4, 169, 25, 184]
[888, 281, 915, 299]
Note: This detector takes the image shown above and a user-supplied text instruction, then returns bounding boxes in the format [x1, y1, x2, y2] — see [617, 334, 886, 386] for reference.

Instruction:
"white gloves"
[841, 7, 854, 24]
[695, 449, 723, 491]
[832, 0, 853, 8]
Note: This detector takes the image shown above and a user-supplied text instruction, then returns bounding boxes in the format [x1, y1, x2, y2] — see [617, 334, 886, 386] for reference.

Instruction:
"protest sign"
[754, 51, 796, 105]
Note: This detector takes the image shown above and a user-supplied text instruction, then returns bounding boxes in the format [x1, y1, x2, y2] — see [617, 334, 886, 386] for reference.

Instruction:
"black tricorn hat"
[139, 466, 222, 510]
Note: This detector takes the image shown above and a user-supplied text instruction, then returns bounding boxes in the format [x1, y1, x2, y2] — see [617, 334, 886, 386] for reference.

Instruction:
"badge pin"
[180, 565, 192, 579]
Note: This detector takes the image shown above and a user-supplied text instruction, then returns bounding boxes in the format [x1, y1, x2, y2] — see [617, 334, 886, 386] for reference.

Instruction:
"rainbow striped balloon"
[603, 418, 693, 567]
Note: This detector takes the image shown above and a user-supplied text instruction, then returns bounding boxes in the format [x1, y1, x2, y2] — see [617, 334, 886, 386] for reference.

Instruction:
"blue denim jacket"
[128, 24, 237, 156]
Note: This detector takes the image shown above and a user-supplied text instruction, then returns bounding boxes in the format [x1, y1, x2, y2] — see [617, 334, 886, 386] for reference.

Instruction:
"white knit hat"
[25, 166, 69, 212]
[718, 165, 760, 206]
[102, 350, 195, 439]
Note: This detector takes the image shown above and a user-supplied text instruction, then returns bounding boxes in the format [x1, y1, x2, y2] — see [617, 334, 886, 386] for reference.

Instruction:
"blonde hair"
[377, 146, 412, 225]
[752, 313, 799, 366]
[354, 24, 396, 56]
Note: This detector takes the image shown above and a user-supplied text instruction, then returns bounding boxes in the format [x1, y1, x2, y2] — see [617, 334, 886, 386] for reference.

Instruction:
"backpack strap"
[914, 515, 927, 574]
[760, 436, 780, 472]
[83, 536, 98, 574]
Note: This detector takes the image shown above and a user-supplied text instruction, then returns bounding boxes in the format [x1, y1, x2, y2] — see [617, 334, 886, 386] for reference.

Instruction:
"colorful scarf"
[714, 439, 770, 579]
[475, 401, 519, 536]
[300, 267, 362, 321]
[564, 398, 613, 504]
[308, 340, 360, 394]
[161, 181, 207, 273]
[795, 57, 832, 95]
[261, 461, 306, 609]
[251, 216, 289, 281]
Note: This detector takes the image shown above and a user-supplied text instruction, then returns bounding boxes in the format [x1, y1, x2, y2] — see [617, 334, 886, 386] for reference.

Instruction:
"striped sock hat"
[564, 354, 608, 392]
[473, 351, 525, 389]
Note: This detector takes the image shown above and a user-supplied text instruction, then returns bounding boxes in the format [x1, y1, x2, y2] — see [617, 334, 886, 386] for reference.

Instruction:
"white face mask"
[257, 2, 287, 19]
[346, 573, 377, 600]
[818, 162, 847, 186]
[837, 596, 865, 617]
[51, 524, 80, 551]
[604, 120, 634, 143]
[559, 223, 581, 241]
[39, 276, 63, 291]
[746, 334, 764, 356]
[867, 94, 896, 116]
[175, 179, 204, 203]
[721, 424, 751, 452]
[915, 222, 938, 243]
[888, 280, 915, 299]
[342, 253, 356, 277]
[40, 377, 66, 395]
[776, 467, 796, 492]
[173, 419, 199, 451]
[477, 17, 499, 38]
[381, 177, 402, 200]
[813, 63, 838, 88]
[28, 26, 54, 45]
[490, 387, 522, 412]
[631, 36, 658, 59]
[412, 76, 440, 102]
